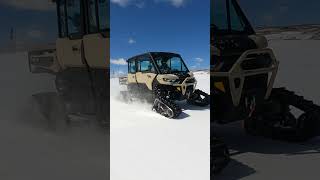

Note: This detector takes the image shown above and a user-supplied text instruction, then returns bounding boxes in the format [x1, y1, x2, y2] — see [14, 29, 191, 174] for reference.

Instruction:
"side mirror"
[249, 35, 268, 49]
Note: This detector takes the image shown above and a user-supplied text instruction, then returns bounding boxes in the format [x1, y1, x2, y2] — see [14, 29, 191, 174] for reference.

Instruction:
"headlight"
[163, 78, 177, 83]
[186, 78, 196, 83]
[214, 81, 225, 93]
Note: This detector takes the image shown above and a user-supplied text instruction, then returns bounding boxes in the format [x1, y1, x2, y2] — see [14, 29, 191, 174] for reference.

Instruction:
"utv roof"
[127, 52, 180, 62]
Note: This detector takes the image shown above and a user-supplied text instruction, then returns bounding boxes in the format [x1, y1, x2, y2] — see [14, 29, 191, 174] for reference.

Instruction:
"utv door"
[56, 0, 83, 68]
[82, 0, 109, 69]
[127, 59, 138, 91]
[135, 56, 157, 91]
[56, 0, 109, 69]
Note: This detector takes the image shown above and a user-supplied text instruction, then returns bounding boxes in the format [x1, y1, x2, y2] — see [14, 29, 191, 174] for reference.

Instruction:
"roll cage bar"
[211, 0, 255, 35]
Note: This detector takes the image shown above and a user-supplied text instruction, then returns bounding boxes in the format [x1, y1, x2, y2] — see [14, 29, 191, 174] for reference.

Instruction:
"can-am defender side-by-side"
[28, 0, 110, 129]
[119, 52, 210, 118]
[211, 0, 320, 175]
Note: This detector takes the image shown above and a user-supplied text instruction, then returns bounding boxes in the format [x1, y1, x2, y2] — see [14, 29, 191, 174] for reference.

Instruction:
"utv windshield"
[211, 0, 254, 35]
[152, 53, 189, 74]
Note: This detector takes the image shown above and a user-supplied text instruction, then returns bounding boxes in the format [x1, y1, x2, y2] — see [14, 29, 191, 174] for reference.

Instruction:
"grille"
[186, 78, 196, 83]
[240, 54, 273, 70]
[177, 77, 186, 83]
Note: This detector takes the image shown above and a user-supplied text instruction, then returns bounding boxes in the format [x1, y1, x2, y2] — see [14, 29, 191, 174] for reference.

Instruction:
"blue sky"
[239, 0, 320, 27]
[110, 0, 210, 74]
[0, 1, 57, 49]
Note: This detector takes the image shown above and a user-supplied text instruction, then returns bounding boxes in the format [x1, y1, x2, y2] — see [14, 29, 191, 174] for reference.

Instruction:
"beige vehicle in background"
[28, 0, 109, 129]
[119, 52, 210, 119]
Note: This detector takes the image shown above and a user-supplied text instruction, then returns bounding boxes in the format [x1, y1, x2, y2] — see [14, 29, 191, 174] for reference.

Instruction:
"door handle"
[72, 46, 80, 51]
[147, 75, 151, 78]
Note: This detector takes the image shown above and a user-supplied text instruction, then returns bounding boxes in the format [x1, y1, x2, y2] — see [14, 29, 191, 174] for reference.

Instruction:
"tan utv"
[119, 52, 210, 118]
[28, 0, 109, 129]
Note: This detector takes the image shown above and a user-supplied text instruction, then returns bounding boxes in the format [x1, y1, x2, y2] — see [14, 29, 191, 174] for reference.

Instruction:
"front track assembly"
[152, 87, 210, 119]
[245, 88, 320, 141]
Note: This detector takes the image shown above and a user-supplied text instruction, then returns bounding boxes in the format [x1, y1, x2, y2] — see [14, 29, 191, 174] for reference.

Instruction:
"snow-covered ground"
[257, 24, 320, 40]
[271, 40, 320, 106]
[0, 52, 108, 180]
[110, 71, 210, 180]
[217, 40, 320, 180]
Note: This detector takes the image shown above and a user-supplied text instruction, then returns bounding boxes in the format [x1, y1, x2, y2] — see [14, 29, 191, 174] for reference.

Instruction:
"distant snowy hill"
[256, 24, 320, 40]
[0, 42, 55, 54]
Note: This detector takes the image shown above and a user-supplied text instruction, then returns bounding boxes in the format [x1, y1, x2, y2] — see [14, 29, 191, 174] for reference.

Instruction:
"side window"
[229, 0, 245, 31]
[129, 60, 136, 74]
[58, 0, 67, 37]
[98, 0, 109, 31]
[88, 0, 98, 33]
[156, 58, 170, 69]
[170, 57, 182, 72]
[67, 0, 82, 38]
[212, 0, 227, 30]
[139, 59, 155, 73]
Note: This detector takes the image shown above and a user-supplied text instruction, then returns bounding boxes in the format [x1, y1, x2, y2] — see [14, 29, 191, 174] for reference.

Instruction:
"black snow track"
[271, 88, 320, 141]
[245, 87, 320, 142]
[153, 96, 182, 119]
[271, 88, 320, 113]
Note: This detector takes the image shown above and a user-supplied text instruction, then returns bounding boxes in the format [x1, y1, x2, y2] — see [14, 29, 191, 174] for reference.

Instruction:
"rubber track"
[156, 96, 182, 119]
[271, 88, 320, 113]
